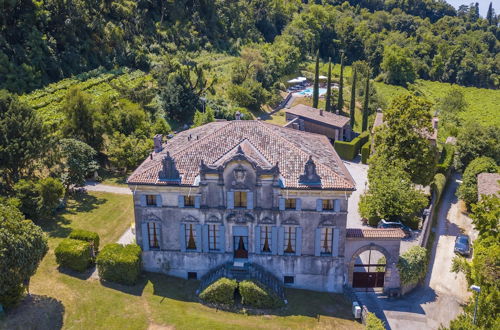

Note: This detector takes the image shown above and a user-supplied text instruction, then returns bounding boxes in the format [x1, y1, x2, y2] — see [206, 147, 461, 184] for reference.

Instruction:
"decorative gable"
[299, 156, 322, 187]
[158, 152, 180, 184]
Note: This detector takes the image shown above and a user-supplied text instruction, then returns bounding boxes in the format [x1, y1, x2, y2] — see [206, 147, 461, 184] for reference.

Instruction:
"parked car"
[454, 235, 471, 256]
[377, 220, 412, 238]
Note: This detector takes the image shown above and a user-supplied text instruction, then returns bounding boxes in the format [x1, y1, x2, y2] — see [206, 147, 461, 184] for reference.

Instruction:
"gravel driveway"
[344, 158, 369, 228]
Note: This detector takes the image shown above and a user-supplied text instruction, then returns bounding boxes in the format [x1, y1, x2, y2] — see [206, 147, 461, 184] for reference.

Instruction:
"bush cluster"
[55, 239, 93, 272]
[69, 229, 100, 252]
[239, 280, 283, 309]
[361, 141, 371, 164]
[96, 243, 142, 285]
[397, 246, 428, 285]
[334, 131, 369, 160]
[436, 144, 454, 175]
[199, 277, 238, 305]
[365, 312, 385, 329]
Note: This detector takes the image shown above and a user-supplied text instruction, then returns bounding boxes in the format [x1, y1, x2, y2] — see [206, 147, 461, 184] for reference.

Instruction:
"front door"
[233, 236, 248, 259]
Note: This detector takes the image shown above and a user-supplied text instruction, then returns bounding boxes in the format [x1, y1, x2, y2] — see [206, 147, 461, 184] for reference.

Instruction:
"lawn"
[2, 191, 362, 330]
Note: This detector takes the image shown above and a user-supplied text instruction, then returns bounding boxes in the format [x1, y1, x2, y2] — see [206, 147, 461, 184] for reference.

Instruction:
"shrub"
[334, 131, 369, 160]
[96, 243, 142, 285]
[365, 312, 385, 329]
[199, 277, 238, 305]
[239, 280, 283, 309]
[397, 246, 428, 285]
[436, 144, 454, 175]
[432, 173, 447, 203]
[367, 216, 381, 227]
[361, 141, 371, 164]
[457, 156, 497, 207]
[69, 229, 100, 252]
[55, 239, 93, 272]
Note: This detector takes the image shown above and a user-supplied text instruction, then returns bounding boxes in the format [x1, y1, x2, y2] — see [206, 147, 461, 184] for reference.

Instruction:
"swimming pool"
[296, 87, 327, 96]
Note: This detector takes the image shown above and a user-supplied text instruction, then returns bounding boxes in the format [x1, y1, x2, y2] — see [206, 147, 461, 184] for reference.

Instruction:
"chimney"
[235, 111, 241, 120]
[153, 134, 163, 153]
[320, 109, 324, 116]
[150, 153, 153, 160]
[335, 109, 339, 115]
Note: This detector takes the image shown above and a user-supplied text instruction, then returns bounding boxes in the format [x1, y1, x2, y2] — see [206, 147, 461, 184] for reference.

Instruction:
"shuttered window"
[322, 199, 334, 210]
[321, 227, 333, 255]
[285, 198, 296, 210]
[234, 191, 247, 208]
[184, 195, 195, 207]
[148, 222, 160, 249]
[260, 226, 272, 253]
[208, 224, 219, 251]
[185, 224, 197, 250]
[146, 195, 157, 206]
[283, 226, 296, 254]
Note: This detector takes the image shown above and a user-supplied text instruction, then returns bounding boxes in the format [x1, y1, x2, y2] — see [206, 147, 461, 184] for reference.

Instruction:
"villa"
[127, 120, 403, 293]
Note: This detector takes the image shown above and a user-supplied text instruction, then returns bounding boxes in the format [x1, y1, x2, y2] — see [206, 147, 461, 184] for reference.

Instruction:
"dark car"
[377, 220, 412, 238]
[454, 235, 471, 256]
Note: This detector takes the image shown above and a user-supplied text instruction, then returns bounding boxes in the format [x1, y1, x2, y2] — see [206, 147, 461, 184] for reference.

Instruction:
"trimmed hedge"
[432, 173, 447, 203]
[361, 141, 371, 164]
[199, 277, 238, 305]
[69, 229, 100, 251]
[239, 280, 283, 309]
[96, 243, 142, 285]
[436, 144, 454, 175]
[55, 238, 93, 272]
[334, 131, 370, 161]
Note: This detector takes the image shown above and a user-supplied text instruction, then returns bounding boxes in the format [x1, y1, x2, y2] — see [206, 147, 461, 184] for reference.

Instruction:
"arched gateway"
[344, 228, 404, 293]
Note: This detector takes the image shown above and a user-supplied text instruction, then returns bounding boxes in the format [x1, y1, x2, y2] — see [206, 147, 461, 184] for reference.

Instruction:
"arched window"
[284, 226, 296, 254]
[260, 226, 272, 253]
[148, 222, 160, 249]
[186, 224, 197, 250]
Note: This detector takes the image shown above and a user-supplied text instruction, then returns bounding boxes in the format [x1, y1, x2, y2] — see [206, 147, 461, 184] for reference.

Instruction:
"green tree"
[0, 90, 46, 187]
[37, 177, 65, 217]
[359, 156, 428, 227]
[337, 53, 344, 113]
[486, 2, 496, 25]
[54, 139, 99, 192]
[372, 93, 437, 185]
[228, 80, 268, 111]
[438, 88, 467, 131]
[397, 246, 428, 285]
[470, 195, 499, 239]
[381, 46, 416, 86]
[107, 133, 153, 173]
[312, 50, 320, 109]
[0, 204, 48, 307]
[62, 87, 103, 151]
[455, 122, 500, 171]
[325, 58, 332, 112]
[193, 107, 215, 128]
[361, 74, 370, 132]
[349, 68, 357, 128]
[152, 117, 172, 135]
[457, 156, 498, 207]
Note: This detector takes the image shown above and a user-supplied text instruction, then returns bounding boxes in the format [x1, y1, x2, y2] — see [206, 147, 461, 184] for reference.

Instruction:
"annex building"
[128, 120, 403, 293]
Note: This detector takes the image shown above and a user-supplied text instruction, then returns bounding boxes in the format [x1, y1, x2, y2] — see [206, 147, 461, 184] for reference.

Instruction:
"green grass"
[2, 191, 361, 330]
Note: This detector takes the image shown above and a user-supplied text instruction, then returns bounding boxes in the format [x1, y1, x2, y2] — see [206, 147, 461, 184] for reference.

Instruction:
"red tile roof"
[477, 173, 500, 199]
[127, 120, 355, 190]
[286, 104, 350, 128]
[346, 228, 405, 239]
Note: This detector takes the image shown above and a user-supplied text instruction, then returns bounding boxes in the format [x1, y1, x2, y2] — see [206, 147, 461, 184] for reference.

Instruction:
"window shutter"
[277, 227, 285, 255]
[140, 195, 146, 207]
[141, 223, 149, 251]
[202, 224, 209, 252]
[195, 195, 201, 209]
[334, 199, 340, 212]
[296, 198, 302, 211]
[195, 224, 202, 252]
[279, 198, 285, 211]
[218, 225, 225, 252]
[255, 226, 261, 254]
[247, 191, 254, 210]
[180, 224, 186, 252]
[314, 228, 321, 256]
[295, 227, 302, 256]
[271, 226, 278, 255]
[332, 228, 340, 257]
[227, 191, 234, 209]
[156, 195, 162, 207]
[316, 199, 323, 212]
[178, 195, 185, 208]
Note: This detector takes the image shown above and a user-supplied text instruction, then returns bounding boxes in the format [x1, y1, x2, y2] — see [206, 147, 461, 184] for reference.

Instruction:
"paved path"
[344, 158, 368, 229]
[360, 173, 473, 330]
[85, 181, 132, 195]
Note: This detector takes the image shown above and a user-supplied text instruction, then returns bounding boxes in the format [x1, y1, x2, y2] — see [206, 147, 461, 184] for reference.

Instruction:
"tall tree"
[337, 52, 344, 113]
[361, 74, 370, 132]
[312, 50, 320, 109]
[0, 90, 46, 187]
[325, 58, 332, 112]
[486, 2, 496, 25]
[349, 68, 357, 128]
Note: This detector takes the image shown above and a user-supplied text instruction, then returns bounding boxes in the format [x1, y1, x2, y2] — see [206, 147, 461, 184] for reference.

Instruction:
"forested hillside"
[1, 0, 499, 93]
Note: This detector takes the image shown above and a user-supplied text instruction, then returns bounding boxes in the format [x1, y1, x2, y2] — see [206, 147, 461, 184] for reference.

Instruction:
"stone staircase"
[198, 261, 285, 300]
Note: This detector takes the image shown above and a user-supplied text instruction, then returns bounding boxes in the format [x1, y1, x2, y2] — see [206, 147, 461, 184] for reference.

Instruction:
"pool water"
[297, 87, 327, 96]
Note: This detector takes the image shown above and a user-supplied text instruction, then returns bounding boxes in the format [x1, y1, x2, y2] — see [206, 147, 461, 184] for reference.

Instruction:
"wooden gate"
[352, 271, 385, 288]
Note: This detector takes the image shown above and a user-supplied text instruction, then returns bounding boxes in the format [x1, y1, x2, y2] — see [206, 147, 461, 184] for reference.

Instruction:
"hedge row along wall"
[436, 144, 454, 175]
[96, 243, 142, 285]
[361, 141, 371, 164]
[55, 238, 93, 272]
[334, 131, 369, 160]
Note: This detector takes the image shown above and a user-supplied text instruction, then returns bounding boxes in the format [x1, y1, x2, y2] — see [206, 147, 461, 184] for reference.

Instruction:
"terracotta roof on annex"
[346, 228, 405, 239]
[127, 120, 355, 190]
[286, 104, 350, 128]
[477, 173, 500, 199]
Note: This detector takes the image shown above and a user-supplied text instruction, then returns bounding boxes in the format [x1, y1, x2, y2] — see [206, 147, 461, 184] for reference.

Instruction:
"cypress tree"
[362, 74, 370, 132]
[349, 68, 357, 127]
[325, 58, 332, 112]
[312, 50, 320, 109]
[337, 53, 344, 113]
[486, 2, 495, 25]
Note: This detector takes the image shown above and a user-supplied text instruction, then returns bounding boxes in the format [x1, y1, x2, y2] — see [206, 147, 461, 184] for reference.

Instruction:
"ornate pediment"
[142, 212, 162, 223]
[159, 152, 181, 184]
[181, 215, 199, 223]
[206, 215, 222, 223]
[227, 211, 255, 224]
[319, 215, 336, 227]
[231, 164, 249, 189]
[258, 217, 275, 225]
[299, 156, 321, 187]
[281, 217, 299, 225]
